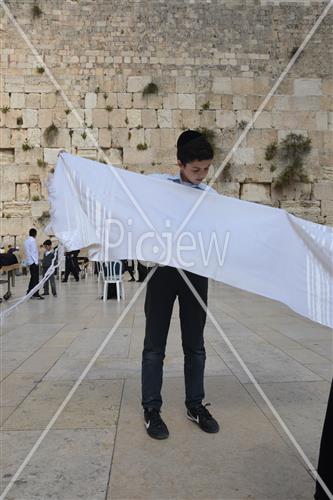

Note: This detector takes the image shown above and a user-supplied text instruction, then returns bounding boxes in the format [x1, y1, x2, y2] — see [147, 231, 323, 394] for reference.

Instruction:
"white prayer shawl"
[48, 152, 333, 329]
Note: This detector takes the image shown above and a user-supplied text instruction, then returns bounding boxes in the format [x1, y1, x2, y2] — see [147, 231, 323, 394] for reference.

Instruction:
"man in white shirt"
[24, 228, 44, 300]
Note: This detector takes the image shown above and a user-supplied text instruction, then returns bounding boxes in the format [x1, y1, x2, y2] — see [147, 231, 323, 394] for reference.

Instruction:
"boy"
[41, 239, 57, 297]
[141, 130, 220, 439]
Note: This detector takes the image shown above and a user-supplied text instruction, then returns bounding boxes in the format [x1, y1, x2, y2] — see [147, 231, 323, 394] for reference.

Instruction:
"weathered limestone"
[0, 0, 332, 245]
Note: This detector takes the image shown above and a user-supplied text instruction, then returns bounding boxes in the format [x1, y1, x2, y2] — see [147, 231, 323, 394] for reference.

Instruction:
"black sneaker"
[144, 408, 169, 440]
[187, 403, 219, 433]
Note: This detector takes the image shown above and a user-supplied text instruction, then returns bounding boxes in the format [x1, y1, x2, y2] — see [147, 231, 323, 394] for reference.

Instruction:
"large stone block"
[132, 93, 147, 109]
[216, 110, 236, 129]
[271, 183, 312, 202]
[313, 182, 333, 200]
[142, 109, 157, 129]
[38, 109, 53, 128]
[178, 94, 196, 110]
[3, 201, 31, 218]
[163, 93, 178, 110]
[128, 129, 145, 149]
[10, 93, 25, 108]
[127, 76, 151, 93]
[294, 79, 322, 96]
[176, 77, 195, 93]
[92, 109, 108, 128]
[97, 93, 117, 109]
[117, 93, 132, 109]
[200, 110, 216, 129]
[31, 200, 49, 218]
[44, 148, 63, 164]
[72, 128, 98, 148]
[232, 77, 254, 95]
[240, 183, 271, 203]
[147, 94, 163, 109]
[172, 110, 183, 129]
[253, 111, 272, 129]
[123, 146, 153, 166]
[157, 109, 172, 128]
[233, 147, 255, 166]
[26, 93, 41, 108]
[109, 109, 126, 128]
[27, 128, 41, 147]
[126, 109, 141, 128]
[67, 109, 84, 128]
[15, 146, 43, 165]
[321, 200, 333, 216]
[99, 128, 112, 148]
[219, 182, 240, 198]
[280, 200, 321, 220]
[182, 110, 200, 128]
[15, 183, 30, 201]
[85, 92, 97, 109]
[144, 129, 161, 148]
[41, 93, 57, 108]
[212, 77, 232, 94]
[110, 128, 128, 148]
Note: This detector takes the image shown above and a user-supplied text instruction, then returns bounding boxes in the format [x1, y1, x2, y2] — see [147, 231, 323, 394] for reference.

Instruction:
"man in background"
[24, 228, 44, 300]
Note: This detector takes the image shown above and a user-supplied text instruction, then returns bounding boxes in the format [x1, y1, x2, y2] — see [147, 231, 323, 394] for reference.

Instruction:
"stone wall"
[0, 0, 332, 248]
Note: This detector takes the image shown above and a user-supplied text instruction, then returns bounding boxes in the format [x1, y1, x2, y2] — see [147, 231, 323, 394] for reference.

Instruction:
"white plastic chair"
[102, 260, 125, 302]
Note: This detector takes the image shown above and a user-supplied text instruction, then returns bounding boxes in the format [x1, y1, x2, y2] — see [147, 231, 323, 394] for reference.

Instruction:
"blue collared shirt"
[148, 172, 217, 193]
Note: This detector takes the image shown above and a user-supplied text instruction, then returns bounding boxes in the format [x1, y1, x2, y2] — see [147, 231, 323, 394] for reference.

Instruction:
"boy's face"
[44, 244, 52, 251]
[178, 159, 212, 185]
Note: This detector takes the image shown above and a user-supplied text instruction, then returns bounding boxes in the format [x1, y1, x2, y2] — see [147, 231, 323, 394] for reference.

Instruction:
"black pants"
[142, 266, 208, 411]
[27, 263, 40, 297]
[315, 379, 333, 499]
[64, 254, 79, 281]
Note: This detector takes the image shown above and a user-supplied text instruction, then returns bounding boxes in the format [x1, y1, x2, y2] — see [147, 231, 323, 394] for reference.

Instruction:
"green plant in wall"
[268, 133, 312, 188]
[36, 66, 45, 74]
[37, 159, 47, 168]
[17, 116, 23, 126]
[69, 129, 74, 138]
[142, 83, 158, 96]
[1, 106, 10, 113]
[238, 120, 248, 130]
[137, 143, 148, 151]
[105, 105, 113, 112]
[65, 108, 70, 115]
[32, 4, 42, 18]
[201, 101, 210, 110]
[31, 195, 40, 201]
[22, 139, 34, 151]
[265, 142, 278, 161]
[44, 123, 59, 144]
[81, 131, 87, 140]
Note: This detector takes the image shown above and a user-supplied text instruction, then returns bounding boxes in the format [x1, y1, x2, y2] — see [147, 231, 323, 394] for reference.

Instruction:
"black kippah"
[177, 130, 203, 152]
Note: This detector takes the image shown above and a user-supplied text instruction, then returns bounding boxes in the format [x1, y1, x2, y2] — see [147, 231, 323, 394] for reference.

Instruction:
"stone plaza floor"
[1, 271, 332, 499]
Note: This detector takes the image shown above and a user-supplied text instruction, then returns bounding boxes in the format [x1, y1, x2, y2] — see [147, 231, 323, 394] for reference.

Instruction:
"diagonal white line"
[177, 268, 333, 500]
[0, 267, 157, 500]
[0, 0, 166, 255]
[174, 0, 333, 240]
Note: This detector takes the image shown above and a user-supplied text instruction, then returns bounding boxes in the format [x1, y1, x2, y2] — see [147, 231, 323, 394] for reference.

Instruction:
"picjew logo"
[103, 217, 230, 269]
